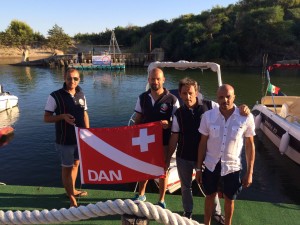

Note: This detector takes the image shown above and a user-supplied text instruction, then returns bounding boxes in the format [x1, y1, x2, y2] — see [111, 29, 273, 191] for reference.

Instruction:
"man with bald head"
[196, 84, 255, 225]
[132, 67, 180, 208]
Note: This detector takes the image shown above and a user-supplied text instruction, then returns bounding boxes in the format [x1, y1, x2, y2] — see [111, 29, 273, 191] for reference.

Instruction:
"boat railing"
[285, 114, 300, 124]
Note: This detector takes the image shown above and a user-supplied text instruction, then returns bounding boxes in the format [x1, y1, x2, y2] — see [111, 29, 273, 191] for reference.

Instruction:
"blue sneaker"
[157, 201, 166, 209]
[132, 194, 146, 202]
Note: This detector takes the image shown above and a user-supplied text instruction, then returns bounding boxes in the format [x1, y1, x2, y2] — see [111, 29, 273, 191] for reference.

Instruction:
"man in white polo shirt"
[196, 84, 255, 225]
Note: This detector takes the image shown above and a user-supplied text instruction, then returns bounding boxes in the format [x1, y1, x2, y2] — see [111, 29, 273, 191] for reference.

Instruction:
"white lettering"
[88, 170, 98, 181]
[99, 170, 110, 181]
[109, 170, 122, 181]
[88, 170, 123, 182]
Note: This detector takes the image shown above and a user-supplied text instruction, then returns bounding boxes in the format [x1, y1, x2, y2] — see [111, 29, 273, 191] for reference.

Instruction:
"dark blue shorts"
[202, 162, 242, 200]
[55, 144, 79, 167]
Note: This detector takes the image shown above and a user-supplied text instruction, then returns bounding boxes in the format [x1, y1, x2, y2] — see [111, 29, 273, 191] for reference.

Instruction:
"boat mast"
[108, 31, 121, 60]
[149, 33, 152, 53]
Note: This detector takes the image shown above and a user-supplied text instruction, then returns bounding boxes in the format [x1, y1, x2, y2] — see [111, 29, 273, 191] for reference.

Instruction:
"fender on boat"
[254, 114, 262, 130]
[279, 131, 290, 154]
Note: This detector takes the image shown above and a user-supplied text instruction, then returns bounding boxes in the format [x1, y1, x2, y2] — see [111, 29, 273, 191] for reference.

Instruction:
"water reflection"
[93, 72, 113, 87]
[0, 132, 14, 148]
[25, 67, 32, 80]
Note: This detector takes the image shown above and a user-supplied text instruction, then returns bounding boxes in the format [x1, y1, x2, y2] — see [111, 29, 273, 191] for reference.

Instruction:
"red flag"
[75, 122, 165, 184]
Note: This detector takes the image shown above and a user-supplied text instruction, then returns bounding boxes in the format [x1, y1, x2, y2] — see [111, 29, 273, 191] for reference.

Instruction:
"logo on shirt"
[79, 98, 85, 107]
[160, 103, 169, 113]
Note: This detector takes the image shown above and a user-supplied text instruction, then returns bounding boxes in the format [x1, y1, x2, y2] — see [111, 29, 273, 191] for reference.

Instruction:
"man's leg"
[57, 144, 78, 207]
[176, 157, 194, 213]
[204, 192, 217, 225]
[72, 160, 83, 195]
[223, 170, 242, 225]
[138, 180, 148, 196]
[158, 173, 168, 203]
[224, 196, 234, 225]
[158, 145, 169, 204]
[202, 162, 221, 225]
[62, 166, 77, 207]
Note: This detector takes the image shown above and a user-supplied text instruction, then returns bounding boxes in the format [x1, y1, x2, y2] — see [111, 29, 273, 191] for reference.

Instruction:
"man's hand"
[195, 170, 203, 185]
[242, 173, 253, 188]
[64, 114, 76, 125]
[239, 104, 250, 116]
[161, 120, 169, 129]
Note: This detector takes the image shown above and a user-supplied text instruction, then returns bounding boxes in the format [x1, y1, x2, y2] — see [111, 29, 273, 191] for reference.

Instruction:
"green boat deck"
[0, 185, 299, 224]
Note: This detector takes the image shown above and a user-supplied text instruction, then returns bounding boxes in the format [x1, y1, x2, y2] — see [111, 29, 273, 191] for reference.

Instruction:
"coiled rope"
[0, 199, 202, 225]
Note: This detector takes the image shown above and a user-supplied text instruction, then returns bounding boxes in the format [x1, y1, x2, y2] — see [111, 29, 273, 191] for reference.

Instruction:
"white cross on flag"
[75, 122, 164, 184]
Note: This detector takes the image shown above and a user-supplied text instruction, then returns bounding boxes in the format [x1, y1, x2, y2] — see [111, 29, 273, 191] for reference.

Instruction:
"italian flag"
[267, 83, 280, 94]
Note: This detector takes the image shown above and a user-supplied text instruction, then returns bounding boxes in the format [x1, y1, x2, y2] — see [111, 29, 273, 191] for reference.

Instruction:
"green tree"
[32, 32, 46, 46]
[47, 24, 72, 51]
[3, 20, 34, 49]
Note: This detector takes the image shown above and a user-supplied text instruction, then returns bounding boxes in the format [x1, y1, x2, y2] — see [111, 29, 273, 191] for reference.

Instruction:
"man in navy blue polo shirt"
[44, 68, 89, 207]
[132, 67, 180, 208]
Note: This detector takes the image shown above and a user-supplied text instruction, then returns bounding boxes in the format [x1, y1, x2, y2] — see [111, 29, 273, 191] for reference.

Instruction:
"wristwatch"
[195, 168, 202, 172]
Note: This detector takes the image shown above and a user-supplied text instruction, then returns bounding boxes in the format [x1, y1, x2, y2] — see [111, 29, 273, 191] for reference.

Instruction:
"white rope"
[0, 199, 203, 225]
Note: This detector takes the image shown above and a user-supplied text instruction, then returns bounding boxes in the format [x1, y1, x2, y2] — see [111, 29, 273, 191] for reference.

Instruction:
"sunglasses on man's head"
[67, 77, 79, 81]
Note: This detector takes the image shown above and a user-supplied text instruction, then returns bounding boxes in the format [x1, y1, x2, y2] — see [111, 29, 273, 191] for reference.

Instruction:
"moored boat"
[252, 63, 300, 165]
[0, 85, 18, 112]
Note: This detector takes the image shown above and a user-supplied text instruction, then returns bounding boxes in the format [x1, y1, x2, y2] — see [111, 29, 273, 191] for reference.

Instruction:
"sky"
[1, 0, 238, 37]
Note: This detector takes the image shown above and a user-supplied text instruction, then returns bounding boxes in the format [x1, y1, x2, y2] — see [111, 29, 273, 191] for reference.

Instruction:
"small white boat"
[0, 85, 18, 112]
[252, 63, 300, 165]
[129, 60, 223, 193]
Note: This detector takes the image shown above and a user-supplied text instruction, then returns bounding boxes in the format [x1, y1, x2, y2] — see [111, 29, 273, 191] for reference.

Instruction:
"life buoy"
[254, 114, 262, 130]
[279, 131, 289, 154]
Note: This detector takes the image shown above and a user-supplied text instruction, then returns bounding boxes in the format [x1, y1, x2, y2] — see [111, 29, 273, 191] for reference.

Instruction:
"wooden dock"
[69, 62, 125, 70]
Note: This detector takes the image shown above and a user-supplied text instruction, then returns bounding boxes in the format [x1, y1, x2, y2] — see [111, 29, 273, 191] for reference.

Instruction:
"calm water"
[0, 65, 300, 204]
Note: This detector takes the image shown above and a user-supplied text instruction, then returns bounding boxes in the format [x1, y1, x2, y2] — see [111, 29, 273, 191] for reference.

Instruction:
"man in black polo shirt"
[132, 67, 180, 209]
[44, 68, 89, 207]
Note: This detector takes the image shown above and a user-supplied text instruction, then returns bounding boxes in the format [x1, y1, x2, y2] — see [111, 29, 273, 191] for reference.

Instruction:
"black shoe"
[183, 211, 192, 219]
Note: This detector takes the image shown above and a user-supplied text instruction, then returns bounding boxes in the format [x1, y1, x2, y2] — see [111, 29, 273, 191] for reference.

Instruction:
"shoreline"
[0, 46, 53, 65]
[0, 55, 53, 65]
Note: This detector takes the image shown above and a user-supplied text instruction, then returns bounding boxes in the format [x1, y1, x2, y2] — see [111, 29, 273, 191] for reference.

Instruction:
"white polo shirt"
[199, 107, 255, 176]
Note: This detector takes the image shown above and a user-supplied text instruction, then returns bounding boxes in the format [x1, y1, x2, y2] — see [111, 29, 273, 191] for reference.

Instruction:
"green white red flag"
[267, 83, 280, 94]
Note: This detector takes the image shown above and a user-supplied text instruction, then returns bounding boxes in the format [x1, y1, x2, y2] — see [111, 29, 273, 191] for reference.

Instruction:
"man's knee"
[206, 192, 217, 200]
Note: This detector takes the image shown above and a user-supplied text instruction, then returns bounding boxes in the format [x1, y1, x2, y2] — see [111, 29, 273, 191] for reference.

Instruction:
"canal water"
[0, 65, 299, 205]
